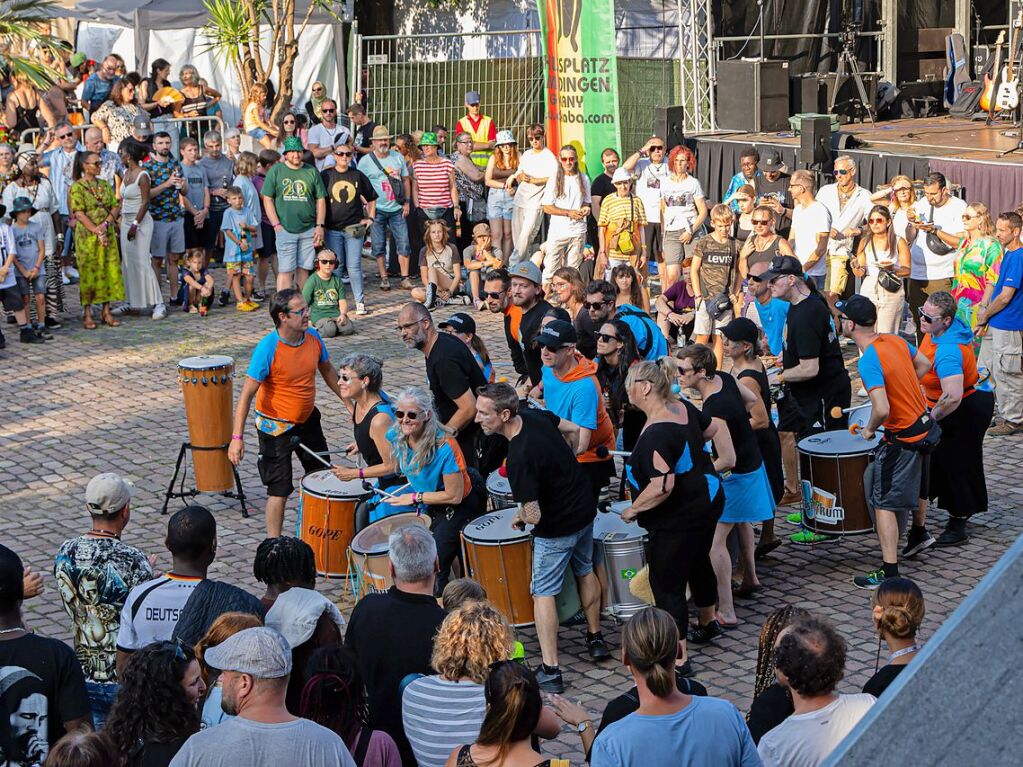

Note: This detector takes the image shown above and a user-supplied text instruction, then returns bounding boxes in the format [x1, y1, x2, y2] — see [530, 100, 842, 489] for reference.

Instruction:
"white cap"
[265, 588, 345, 649]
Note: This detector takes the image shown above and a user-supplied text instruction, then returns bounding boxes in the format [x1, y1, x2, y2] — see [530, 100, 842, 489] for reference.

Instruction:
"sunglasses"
[962, 213, 976, 220]
[529, 135, 545, 141]
[918, 308, 937, 323]
[335, 150, 353, 157]
[749, 274, 765, 283]
[835, 168, 851, 175]
[868, 217, 888, 224]
[893, 187, 912, 193]
[322, 108, 336, 113]
[484, 290, 504, 299]
[597, 332, 620, 343]
[395, 410, 423, 421]
[677, 365, 695, 375]
[339, 372, 356, 383]
[752, 218, 772, 225]
[58, 132, 73, 139]
[286, 307, 310, 316]
[584, 300, 609, 310]
[649, 145, 664, 151]
[318, 259, 337, 264]
[560, 156, 576, 162]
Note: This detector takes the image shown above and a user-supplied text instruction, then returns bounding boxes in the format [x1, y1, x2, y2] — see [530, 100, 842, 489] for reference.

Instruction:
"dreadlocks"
[253, 536, 316, 589]
[752, 605, 811, 699]
[299, 645, 370, 750]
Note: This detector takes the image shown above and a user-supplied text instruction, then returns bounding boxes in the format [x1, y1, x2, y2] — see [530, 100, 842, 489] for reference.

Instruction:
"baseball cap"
[132, 113, 153, 137]
[720, 317, 760, 347]
[535, 319, 578, 349]
[70, 52, 86, 68]
[465, 90, 481, 105]
[203, 627, 292, 678]
[760, 255, 804, 281]
[264, 588, 345, 650]
[85, 472, 135, 515]
[761, 149, 785, 171]
[611, 167, 632, 184]
[438, 312, 477, 334]
[508, 261, 542, 286]
[471, 222, 491, 238]
[282, 136, 304, 153]
[835, 295, 877, 326]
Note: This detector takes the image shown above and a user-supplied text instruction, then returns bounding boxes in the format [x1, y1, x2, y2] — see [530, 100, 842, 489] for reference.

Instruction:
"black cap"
[438, 312, 476, 334]
[720, 317, 760, 347]
[761, 255, 804, 280]
[761, 148, 784, 171]
[535, 319, 577, 348]
[835, 295, 877, 326]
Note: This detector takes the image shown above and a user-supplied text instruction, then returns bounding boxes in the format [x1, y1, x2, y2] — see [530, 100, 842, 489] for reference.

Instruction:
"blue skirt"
[719, 463, 775, 523]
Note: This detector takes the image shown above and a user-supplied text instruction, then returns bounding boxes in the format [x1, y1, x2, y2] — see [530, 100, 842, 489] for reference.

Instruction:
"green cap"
[419, 131, 439, 147]
[70, 52, 86, 68]
[283, 136, 304, 153]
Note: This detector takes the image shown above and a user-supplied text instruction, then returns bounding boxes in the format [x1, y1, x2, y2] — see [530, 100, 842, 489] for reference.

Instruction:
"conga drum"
[598, 505, 649, 619]
[177, 356, 234, 492]
[298, 472, 372, 577]
[348, 512, 430, 599]
[797, 430, 881, 535]
[485, 470, 515, 509]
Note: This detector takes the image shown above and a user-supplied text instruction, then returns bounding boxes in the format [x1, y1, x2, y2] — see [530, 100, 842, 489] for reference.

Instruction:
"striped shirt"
[401, 676, 486, 767]
[413, 158, 455, 208]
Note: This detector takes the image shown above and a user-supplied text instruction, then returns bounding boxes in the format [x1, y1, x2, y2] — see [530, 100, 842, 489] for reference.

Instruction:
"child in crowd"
[179, 250, 215, 315]
[253, 149, 280, 298]
[411, 219, 468, 308]
[0, 205, 42, 345]
[242, 82, 278, 150]
[302, 248, 352, 337]
[9, 196, 50, 339]
[461, 222, 504, 309]
[221, 186, 259, 312]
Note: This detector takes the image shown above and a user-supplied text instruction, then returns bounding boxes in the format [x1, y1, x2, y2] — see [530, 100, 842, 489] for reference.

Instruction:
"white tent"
[62, 0, 350, 127]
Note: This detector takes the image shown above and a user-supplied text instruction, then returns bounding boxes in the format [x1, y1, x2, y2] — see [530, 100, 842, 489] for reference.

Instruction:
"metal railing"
[19, 115, 225, 155]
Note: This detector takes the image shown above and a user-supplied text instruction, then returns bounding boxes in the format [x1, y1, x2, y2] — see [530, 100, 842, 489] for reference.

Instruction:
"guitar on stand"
[995, 11, 1023, 113]
[980, 30, 1005, 120]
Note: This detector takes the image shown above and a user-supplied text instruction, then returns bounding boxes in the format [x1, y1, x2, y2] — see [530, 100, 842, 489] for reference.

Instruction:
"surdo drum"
[599, 504, 649, 619]
[177, 355, 234, 492]
[348, 512, 431, 599]
[797, 429, 882, 536]
[298, 472, 371, 576]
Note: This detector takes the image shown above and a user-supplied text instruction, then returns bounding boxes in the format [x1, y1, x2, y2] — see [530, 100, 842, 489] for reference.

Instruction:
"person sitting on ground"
[444, 661, 563, 767]
[745, 605, 809, 744]
[179, 250, 215, 315]
[298, 645, 402, 767]
[584, 607, 759, 766]
[252, 536, 317, 610]
[195, 611, 263, 729]
[105, 642, 206, 767]
[863, 577, 925, 698]
[612, 263, 648, 312]
[412, 219, 469, 309]
[168, 627, 356, 767]
[303, 247, 353, 337]
[264, 587, 345, 715]
[440, 577, 488, 612]
[404, 601, 561, 767]
[757, 615, 876, 767]
[462, 222, 504, 308]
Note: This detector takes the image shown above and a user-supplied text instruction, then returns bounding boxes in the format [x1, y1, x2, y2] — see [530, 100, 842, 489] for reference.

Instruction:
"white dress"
[2, 178, 57, 256]
[119, 170, 162, 309]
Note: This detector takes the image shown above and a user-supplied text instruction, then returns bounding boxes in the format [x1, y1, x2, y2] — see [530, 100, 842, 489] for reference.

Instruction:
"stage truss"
[676, 0, 715, 134]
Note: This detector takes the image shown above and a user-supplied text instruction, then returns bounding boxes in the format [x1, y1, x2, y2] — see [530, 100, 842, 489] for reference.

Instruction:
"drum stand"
[161, 442, 249, 517]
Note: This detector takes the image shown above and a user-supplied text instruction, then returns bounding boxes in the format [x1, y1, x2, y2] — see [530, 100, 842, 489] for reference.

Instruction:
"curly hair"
[668, 145, 696, 175]
[752, 605, 811, 698]
[774, 615, 847, 697]
[432, 601, 513, 683]
[104, 642, 201, 765]
[299, 645, 370, 750]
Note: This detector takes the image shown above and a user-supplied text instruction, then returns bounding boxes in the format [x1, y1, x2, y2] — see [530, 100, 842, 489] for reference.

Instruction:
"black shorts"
[204, 208, 226, 250]
[1, 285, 23, 312]
[259, 222, 276, 259]
[255, 407, 328, 498]
[184, 215, 205, 250]
[777, 377, 851, 438]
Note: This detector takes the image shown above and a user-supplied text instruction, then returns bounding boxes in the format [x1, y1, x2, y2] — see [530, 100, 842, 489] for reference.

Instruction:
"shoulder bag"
[369, 151, 406, 205]
[925, 204, 956, 256]
[870, 239, 903, 293]
[614, 195, 636, 256]
[706, 240, 738, 320]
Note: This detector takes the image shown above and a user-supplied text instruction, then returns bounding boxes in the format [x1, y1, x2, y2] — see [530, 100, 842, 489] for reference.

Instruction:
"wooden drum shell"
[177, 357, 234, 492]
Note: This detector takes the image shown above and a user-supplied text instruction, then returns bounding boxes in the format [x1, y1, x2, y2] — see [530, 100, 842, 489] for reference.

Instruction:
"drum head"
[301, 471, 371, 499]
[486, 471, 512, 497]
[798, 429, 881, 455]
[462, 508, 531, 543]
[178, 355, 234, 370]
[351, 512, 428, 555]
[594, 508, 646, 538]
[848, 404, 873, 431]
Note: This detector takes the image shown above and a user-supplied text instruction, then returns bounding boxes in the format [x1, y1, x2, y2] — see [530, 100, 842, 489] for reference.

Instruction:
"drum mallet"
[596, 446, 633, 459]
[288, 436, 333, 469]
[829, 403, 871, 419]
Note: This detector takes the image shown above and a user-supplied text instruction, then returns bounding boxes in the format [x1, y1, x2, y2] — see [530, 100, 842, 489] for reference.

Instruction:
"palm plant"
[0, 0, 66, 90]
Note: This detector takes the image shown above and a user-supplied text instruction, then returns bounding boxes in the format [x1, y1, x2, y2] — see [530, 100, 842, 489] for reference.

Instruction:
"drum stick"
[830, 403, 871, 419]
[294, 441, 333, 469]
[363, 482, 411, 501]
[596, 446, 632, 459]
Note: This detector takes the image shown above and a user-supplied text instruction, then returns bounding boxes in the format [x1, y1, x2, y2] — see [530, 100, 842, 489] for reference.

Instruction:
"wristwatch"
[577, 721, 592, 734]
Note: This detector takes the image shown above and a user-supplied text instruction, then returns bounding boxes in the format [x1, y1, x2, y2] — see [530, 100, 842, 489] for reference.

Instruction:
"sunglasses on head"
[597, 332, 619, 343]
[395, 409, 423, 421]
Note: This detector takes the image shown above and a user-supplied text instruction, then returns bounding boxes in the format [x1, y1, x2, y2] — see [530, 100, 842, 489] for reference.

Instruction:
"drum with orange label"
[298, 472, 371, 577]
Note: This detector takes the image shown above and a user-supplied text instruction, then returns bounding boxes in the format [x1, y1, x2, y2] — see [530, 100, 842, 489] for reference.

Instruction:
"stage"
[692, 115, 1023, 216]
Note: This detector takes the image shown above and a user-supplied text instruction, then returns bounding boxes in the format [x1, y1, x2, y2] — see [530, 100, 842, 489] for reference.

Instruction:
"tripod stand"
[829, 23, 876, 125]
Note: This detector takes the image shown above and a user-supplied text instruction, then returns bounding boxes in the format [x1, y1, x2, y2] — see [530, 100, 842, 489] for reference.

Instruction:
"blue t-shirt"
[591, 696, 762, 767]
[361, 150, 409, 214]
[221, 207, 258, 262]
[542, 366, 598, 430]
[931, 342, 964, 378]
[989, 246, 1023, 331]
[750, 298, 789, 356]
[616, 304, 669, 361]
[398, 438, 462, 494]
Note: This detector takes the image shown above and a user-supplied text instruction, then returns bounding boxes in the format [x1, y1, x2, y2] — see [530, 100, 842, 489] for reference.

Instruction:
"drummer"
[836, 295, 937, 590]
[917, 291, 994, 547]
[385, 386, 484, 595]
[331, 353, 408, 532]
[475, 382, 610, 695]
[229, 289, 344, 536]
[619, 358, 725, 676]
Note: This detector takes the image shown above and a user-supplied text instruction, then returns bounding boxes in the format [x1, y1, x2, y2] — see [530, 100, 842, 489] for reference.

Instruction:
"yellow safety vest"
[458, 114, 493, 169]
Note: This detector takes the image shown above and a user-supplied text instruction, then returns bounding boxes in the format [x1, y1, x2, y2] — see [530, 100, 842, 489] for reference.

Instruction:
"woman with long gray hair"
[386, 386, 483, 593]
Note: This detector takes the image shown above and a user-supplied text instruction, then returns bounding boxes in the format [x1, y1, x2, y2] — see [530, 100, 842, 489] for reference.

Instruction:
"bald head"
[84, 127, 104, 152]
[397, 302, 433, 351]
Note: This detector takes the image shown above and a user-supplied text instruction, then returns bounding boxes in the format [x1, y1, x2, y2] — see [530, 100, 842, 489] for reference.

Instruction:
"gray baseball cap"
[508, 260, 542, 286]
[203, 627, 292, 679]
[85, 472, 135, 514]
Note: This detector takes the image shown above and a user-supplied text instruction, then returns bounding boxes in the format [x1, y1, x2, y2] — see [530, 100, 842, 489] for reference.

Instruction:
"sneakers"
[355, 302, 368, 316]
[988, 420, 1023, 436]
[687, 620, 724, 645]
[219, 290, 231, 307]
[586, 634, 611, 662]
[424, 282, 438, 310]
[379, 277, 391, 291]
[785, 511, 803, 524]
[111, 304, 133, 316]
[44, 316, 62, 329]
[455, 294, 473, 306]
[902, 526, 935, 559]
[853, 567, 889, 589]
[533, 665, 564, 694]
[936, 518, 970, 546]
[252, 290, 266, 301]
[237, 301, 260, 312]
[790, 529, 838, 545]
[34, 325, 53, 340]
[152, 304, 168, 320]
[399, 276, 413, 290]
[19, 327, 45, 344]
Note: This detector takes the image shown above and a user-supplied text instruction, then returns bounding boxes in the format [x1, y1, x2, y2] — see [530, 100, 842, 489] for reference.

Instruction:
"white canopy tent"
[62, 0, 350, 127]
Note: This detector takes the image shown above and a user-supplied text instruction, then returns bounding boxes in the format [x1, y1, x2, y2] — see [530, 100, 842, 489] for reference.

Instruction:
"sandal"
[732, 583, 763, 600]
[754, 537, 783, 560]
[83, 316, 97, 330]
[101, 313, 121, 327]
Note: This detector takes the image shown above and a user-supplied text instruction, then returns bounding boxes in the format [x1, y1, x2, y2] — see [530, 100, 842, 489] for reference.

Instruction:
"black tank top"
[353, 401, 403, 485]
[748, 235, 781, 270]
[702, 372, 763, 473]
[737, 367, 775, 432]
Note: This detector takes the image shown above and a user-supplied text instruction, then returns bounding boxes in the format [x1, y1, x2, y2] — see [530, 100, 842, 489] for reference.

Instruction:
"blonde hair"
[248, 82, 268, 104]
[966, 202, 996, 239]
[889, 175, 915, 212]
[710, 202, 734, 223]
[873, 577, 925, 640]
[234, 151, 258, 178]
[431, 601, 513, 683]
[625, 356, 677, 402]
[622, 608, 679, 698]
[423, 219, 449, 250]
[194, 611, 263, 688]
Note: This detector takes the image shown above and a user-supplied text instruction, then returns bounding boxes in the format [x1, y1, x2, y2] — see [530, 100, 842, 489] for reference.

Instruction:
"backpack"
[616, 306, 660, 358]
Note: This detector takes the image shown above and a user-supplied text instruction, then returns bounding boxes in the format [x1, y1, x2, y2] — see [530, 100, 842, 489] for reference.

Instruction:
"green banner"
[536, 0, 622, 177]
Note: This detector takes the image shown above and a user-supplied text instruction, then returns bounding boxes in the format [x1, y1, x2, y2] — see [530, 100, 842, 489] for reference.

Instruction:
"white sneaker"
[152, 304, 168, 320]
[355, 302, 367, 315]
[111, 304, 132, 316]
[61, 273, 71, 286]
[66, 266, 80, 280]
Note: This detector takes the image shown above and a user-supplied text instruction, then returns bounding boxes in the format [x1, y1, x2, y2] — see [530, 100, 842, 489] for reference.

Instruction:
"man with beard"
[396, 301, 487, 468]
[507, 261, 552, 394]
[483, 267, 527, 380]
[168, 627, 354, 767]
[143, 131, 188, 310]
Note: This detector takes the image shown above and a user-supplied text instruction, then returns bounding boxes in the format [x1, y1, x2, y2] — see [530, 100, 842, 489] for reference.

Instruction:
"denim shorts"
[248, 127, 267, 140]
[16, 272, 45, 295]
[275, 228, 316, 273]
[487, 188, 515, 221]
[531, 524, 594, 597]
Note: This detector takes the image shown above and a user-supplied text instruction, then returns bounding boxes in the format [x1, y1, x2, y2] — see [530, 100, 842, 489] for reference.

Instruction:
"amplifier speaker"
[653, 105, 686, 150]
[799, 116, 832, 167]
[716, 60, 790, 132]
[799, 72, 879, 122]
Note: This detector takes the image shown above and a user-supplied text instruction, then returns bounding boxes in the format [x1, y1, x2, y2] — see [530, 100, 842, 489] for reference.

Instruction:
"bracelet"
[358, 467, 365, 479]
[231, 434, 243, 441]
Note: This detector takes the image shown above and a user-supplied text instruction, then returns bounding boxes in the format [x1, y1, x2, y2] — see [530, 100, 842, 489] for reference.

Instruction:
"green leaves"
[0, 0, 67, 89]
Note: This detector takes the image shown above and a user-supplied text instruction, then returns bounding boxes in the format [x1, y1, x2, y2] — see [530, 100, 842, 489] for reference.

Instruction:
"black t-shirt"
[321, 167, 378, 230]
[345, 586, 445, 766]
[754, 172, 792, 236]
[0, 634, 92, 765]
[574, 305, 598, 360]
[862, 663, 905, 698]
[746, 682, 794, 744]
[626, 403, 722, 531]
[519, 299, 553, 386]
[781, 294, 848, 399]
[507, 409, 595, 538]
[701, 372, 763, 474]
[353, 120, 376, 152]
[426, 332, 488, 431]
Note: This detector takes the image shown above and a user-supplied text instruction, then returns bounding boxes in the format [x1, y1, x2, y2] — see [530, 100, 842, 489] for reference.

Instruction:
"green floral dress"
[70, 178, 124, 306]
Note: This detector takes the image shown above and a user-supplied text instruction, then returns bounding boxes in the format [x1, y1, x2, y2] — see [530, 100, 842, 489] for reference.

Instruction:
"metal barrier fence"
[19, 115, 225, 154]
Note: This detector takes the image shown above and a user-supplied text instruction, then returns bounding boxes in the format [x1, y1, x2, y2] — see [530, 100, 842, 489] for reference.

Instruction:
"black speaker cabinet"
[654, 105, 686, 150]
[716, 60, 790, 132]
[794, 72, 879, 122]
[799, 116, 832, 167]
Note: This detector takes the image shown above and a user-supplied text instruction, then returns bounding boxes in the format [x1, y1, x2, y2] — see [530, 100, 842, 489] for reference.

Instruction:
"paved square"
[4, 273, 1019, 761]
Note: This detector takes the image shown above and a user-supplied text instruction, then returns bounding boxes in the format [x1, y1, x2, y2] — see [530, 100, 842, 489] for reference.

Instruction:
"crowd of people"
[3, 43, 1020, 767]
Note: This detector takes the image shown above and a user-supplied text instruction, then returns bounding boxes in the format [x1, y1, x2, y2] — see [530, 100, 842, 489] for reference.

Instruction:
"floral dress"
[70, 178, 124, 306]
[93, 101, 144, 150]
[952, 235, 1002, 343]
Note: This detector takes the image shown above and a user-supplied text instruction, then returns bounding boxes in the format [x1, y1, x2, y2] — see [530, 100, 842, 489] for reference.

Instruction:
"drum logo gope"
[801, 480, 845, 524]
[304, 524, 346, 541]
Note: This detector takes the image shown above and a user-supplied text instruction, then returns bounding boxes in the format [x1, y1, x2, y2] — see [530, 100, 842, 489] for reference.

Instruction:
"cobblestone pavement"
[3, 267, 1021, 762]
